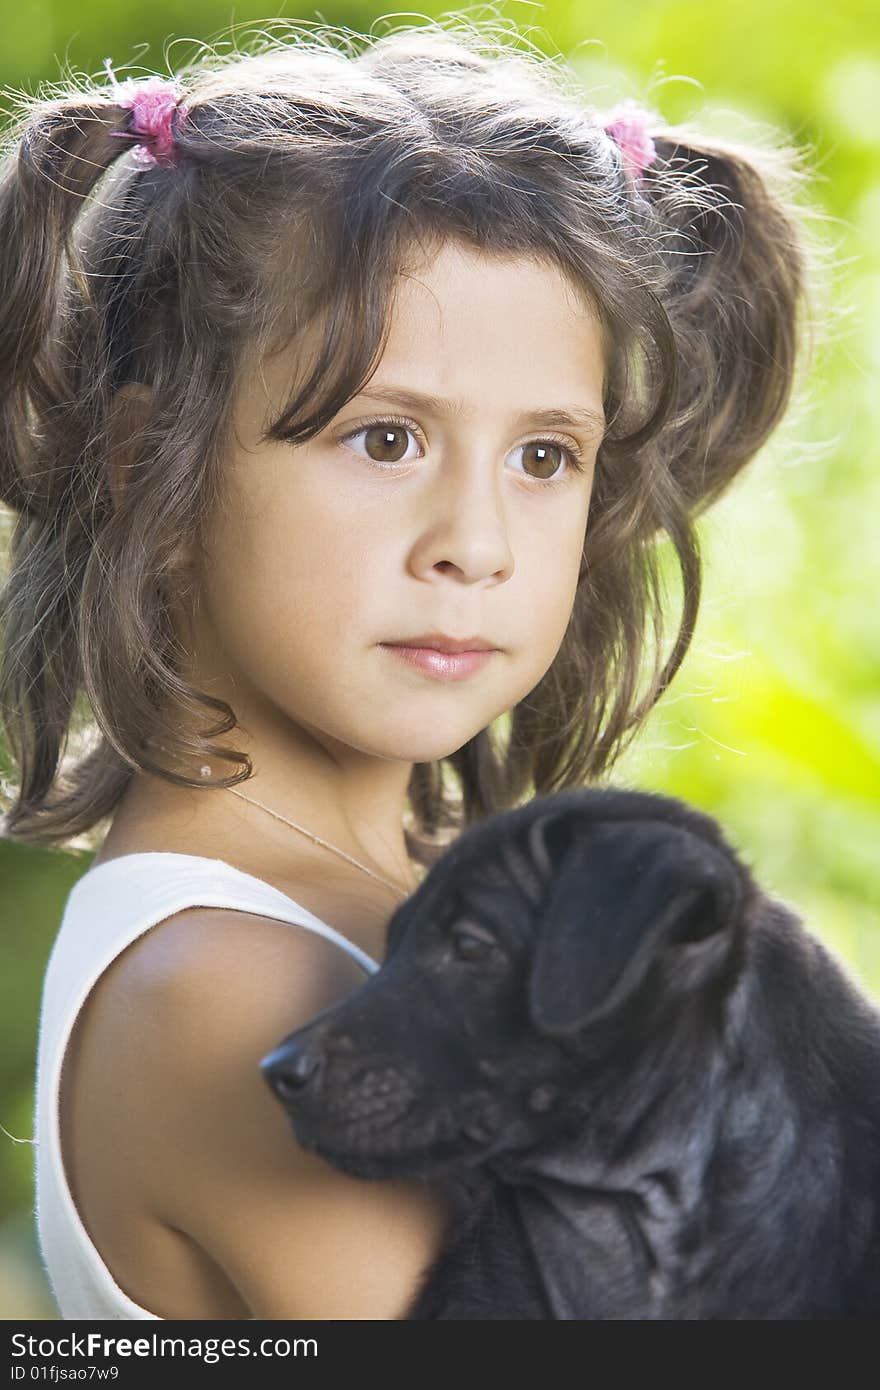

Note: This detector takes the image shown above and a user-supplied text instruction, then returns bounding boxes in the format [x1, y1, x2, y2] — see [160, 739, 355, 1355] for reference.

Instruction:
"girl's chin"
[353, 707, 511, 755]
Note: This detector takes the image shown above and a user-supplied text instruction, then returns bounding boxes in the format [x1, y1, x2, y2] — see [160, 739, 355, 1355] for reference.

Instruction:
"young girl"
[0, 19, 819, 1319]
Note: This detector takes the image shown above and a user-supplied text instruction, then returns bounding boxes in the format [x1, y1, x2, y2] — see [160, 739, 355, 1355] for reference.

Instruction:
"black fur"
[260, 786, 880, 1319]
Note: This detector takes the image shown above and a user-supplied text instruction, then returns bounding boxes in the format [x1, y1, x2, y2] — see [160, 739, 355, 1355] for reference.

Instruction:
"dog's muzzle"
[259, 1027, 420, 1144]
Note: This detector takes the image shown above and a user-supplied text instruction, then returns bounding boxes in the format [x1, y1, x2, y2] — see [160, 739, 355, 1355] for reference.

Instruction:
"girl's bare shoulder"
[67, 906, 452, 1318]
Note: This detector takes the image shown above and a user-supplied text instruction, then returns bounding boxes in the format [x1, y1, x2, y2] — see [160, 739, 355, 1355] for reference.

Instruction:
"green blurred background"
[1, 0, 878, 1320]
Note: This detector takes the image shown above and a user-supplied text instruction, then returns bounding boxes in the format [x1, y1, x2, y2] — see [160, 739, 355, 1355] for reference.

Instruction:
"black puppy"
[260, 786, 880, 1319]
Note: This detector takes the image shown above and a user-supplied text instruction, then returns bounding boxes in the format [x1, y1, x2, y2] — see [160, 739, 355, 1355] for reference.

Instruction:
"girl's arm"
[103, 909, 455, 1319]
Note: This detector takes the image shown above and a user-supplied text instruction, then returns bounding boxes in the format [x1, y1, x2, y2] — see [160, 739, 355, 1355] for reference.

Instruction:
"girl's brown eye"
[522, 440, 565, 480]
[363, 424, 411, 463]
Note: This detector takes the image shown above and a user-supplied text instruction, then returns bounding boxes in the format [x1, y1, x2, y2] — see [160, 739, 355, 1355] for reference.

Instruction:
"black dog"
[260, 786, 880, 1319]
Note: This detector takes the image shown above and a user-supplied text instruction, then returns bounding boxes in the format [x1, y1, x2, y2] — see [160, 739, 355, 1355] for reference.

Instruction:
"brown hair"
[0, 17, 829, 864]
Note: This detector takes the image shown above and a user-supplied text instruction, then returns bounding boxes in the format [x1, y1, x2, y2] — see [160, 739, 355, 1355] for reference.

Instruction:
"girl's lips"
[379, 643, 496, 681]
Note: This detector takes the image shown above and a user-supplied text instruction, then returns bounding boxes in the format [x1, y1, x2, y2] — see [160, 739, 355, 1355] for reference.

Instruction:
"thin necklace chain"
[223, 782, 418, 901]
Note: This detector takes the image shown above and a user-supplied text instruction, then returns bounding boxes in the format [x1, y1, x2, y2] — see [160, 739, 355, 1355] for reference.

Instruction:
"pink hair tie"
[602, 100, 658, 183]
[103, 58, 186, 169]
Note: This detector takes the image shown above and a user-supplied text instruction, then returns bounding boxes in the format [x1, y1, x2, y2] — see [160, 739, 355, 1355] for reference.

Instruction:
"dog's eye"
[451, 924, 499, 963]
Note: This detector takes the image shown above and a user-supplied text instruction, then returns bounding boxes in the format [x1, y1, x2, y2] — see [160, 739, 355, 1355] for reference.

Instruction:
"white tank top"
[32, 851, 381, 1320]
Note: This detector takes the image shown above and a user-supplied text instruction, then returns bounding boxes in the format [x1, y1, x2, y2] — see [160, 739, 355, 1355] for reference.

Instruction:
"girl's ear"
[527, 817, 745, 1038]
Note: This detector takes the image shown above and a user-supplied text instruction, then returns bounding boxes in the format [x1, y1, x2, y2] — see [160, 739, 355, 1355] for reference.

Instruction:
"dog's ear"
[527, 816, 745, 1038]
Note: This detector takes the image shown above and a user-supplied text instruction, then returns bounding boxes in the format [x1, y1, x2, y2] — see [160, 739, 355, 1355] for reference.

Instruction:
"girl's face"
[190, 239, 605, 767]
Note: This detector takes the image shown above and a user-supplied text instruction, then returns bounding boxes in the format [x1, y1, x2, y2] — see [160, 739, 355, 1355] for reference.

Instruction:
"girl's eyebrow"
[353, 384, 607, 440]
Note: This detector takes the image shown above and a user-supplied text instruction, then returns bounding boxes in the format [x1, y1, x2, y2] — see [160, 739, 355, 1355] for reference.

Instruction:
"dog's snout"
[260, 1040, 322, 1101]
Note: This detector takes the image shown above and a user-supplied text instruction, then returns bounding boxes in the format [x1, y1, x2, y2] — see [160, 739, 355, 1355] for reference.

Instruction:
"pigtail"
[0, 87, 142, 838]
[640, 125, 817, 515]
[0, 90, 137, 519]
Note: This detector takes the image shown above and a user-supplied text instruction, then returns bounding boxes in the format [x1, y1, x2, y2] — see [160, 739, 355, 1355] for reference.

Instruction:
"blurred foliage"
[1, 0, 878, 1320]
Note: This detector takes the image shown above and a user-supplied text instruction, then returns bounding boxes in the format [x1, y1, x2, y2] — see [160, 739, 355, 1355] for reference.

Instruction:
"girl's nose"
[412, 461, 515, 584]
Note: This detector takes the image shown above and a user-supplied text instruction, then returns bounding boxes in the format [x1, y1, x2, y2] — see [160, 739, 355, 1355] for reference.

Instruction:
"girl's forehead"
[377, 256, 606, 415]
[233, 241, 606, 439]
[388, 239, 602, 335]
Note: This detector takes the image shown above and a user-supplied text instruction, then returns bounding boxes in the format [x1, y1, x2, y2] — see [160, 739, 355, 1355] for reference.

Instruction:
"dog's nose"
[260, 1041, 322, 1101]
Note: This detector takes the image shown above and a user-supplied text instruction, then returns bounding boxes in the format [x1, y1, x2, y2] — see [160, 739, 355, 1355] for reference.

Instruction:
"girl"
[0, 19, 819, 1319]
